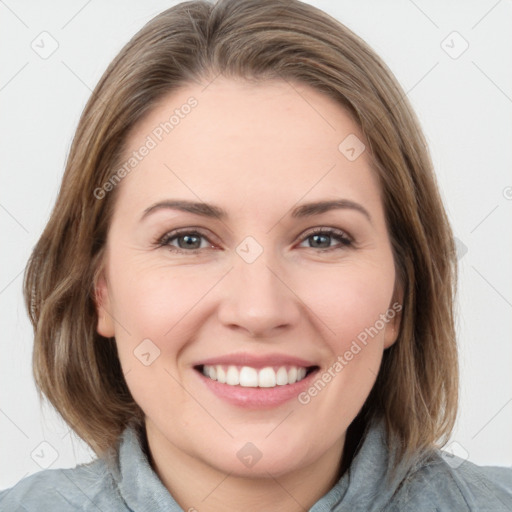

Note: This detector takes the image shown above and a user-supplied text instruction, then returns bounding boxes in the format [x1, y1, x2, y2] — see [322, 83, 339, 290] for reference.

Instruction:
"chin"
[193, 434, 317, 479]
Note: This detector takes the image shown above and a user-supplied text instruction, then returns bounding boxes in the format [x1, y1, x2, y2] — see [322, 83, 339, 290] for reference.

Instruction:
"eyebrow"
[141, 198, 372, 223]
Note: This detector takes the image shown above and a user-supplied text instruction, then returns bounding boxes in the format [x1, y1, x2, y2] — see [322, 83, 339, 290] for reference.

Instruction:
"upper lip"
[194, 352, 318, 369]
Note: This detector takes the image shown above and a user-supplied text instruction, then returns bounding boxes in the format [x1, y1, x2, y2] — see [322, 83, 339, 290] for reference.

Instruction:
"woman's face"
[96, 77, 401, 478]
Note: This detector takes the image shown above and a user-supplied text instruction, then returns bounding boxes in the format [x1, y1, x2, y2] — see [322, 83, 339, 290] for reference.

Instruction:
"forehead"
[115, 77, 381, 218]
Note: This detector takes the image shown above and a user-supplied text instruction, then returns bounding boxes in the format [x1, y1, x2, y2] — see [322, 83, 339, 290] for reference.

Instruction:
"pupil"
[179, 235, 200, 249]
[311, 234, 330, 248]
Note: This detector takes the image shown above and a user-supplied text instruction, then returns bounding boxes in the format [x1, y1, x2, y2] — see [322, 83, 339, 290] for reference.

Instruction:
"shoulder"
[391, 451, 512, 511]
[0, 458, 127, 512]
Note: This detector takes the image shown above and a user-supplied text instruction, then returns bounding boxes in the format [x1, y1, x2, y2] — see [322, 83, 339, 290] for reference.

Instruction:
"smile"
[199, 364, 313, 388]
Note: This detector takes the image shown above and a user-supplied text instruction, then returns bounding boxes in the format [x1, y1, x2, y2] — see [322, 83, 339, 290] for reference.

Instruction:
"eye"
[157, 229, 214, 253]
[297, 227, 353, 252]
[156, 227, 353, 255]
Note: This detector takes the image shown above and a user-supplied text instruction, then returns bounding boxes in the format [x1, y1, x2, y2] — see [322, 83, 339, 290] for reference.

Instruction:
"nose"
[217, 253, 301, 338]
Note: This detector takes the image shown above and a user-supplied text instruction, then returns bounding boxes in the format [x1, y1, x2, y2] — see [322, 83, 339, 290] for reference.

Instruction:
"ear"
[94, 270, 115, 338]
[383, 284, 403, 349]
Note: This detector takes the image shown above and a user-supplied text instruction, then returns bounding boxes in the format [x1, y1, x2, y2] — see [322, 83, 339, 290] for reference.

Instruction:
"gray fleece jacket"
[1, 416, 511, 511]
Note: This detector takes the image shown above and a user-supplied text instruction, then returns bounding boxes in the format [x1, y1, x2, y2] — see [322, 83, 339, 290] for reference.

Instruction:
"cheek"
[105, 257, 200, 411]
[107, 255, 221, 341]
[294, 268, 395, 421]
[303, 262, 396, 351]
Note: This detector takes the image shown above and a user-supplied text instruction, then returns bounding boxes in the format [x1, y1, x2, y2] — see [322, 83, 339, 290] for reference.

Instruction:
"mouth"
[194, 364, 319, 388]
[194, 363, 320, 408]
[192, 353, 321, 408]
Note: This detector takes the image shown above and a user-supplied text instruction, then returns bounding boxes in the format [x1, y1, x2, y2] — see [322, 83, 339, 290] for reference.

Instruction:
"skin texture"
[96, 77, 402, 512]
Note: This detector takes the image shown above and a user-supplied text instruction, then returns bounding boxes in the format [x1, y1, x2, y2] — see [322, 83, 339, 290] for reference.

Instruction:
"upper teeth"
[202, 365, 308, 388]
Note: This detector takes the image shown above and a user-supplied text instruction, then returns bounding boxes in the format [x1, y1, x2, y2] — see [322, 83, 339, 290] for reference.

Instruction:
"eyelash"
[155, 227, 354, 254]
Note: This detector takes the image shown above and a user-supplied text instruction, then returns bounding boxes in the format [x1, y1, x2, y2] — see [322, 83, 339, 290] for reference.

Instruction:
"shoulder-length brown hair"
[24, 0, 458, 476]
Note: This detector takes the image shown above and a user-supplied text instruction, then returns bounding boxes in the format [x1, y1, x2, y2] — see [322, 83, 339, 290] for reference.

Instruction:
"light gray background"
[1, 0, 511, 490]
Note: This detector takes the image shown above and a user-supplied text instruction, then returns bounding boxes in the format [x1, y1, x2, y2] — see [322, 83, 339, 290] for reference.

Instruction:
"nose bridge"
[217, 240, 300, 336]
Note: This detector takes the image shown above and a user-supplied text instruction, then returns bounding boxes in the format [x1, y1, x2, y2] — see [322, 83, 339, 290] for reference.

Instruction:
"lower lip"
[195, 368, 319, 409]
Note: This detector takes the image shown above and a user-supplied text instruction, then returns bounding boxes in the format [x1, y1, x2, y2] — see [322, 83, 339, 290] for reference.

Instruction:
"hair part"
[24, 0, 458, 481]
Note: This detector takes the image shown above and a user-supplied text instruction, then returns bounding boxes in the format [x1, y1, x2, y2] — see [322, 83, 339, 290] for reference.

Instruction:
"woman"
[1, 0, 511, 510]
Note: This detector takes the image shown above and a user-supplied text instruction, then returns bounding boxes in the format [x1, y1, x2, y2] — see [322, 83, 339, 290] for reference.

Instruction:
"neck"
[145, 421, 346, 512]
